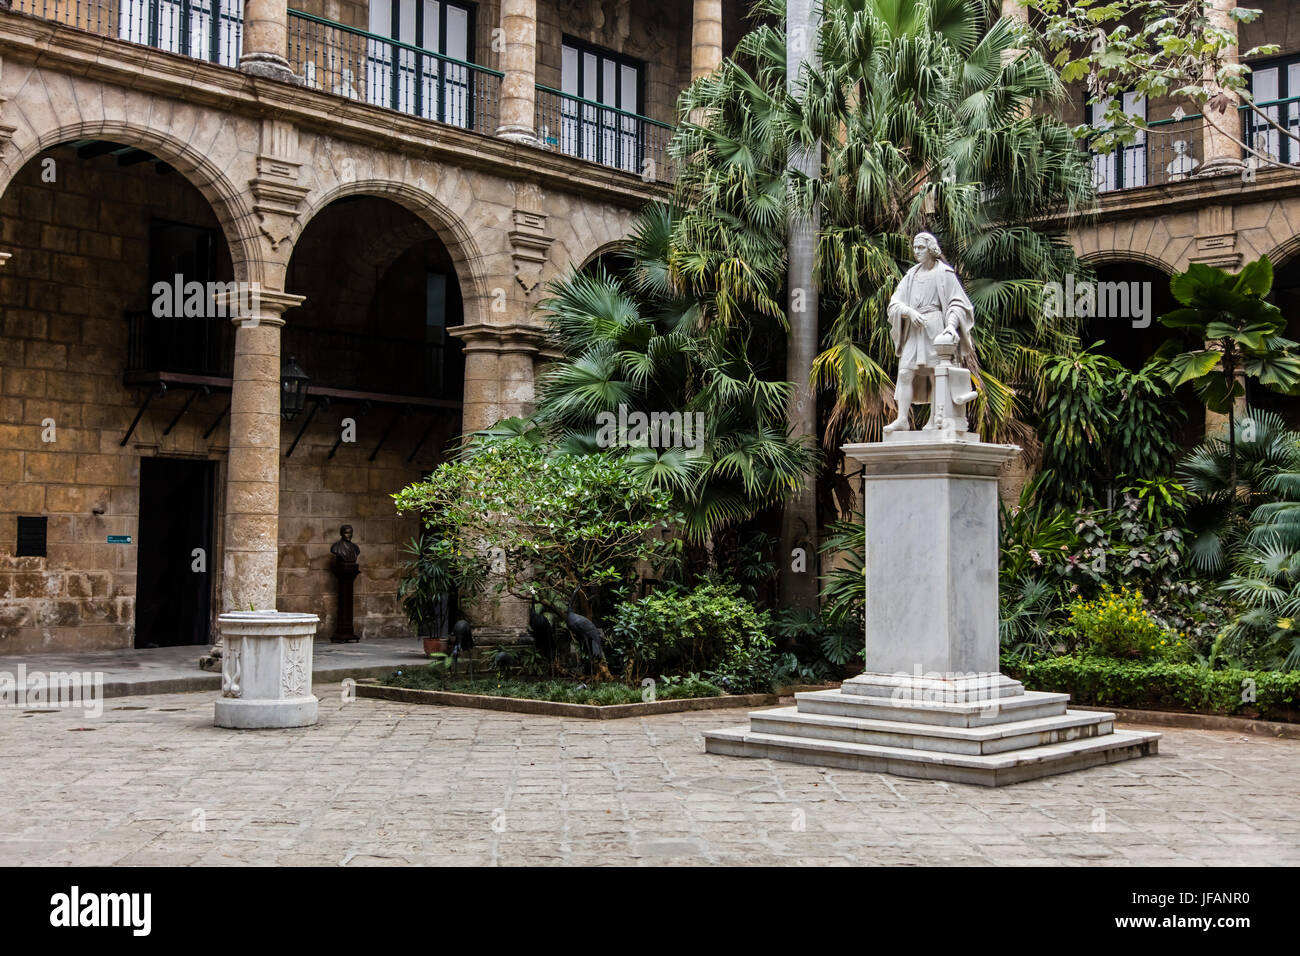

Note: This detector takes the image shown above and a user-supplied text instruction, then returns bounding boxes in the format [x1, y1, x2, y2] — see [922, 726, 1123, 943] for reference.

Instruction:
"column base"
[496, 125, 540, 146]
[215, 695, 318, 729]
[240, 53, 300, 84]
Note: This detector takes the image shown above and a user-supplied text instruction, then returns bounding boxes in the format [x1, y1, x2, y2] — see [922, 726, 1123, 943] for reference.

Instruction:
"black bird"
[565, 589, 605, 666]
[529, 602, 555, 657]
[451, 618, 474, 678]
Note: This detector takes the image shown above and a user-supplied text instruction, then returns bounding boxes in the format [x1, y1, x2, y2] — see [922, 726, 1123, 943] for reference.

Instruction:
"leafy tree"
[1028, 0, 1284, 167]
[392, 437, 683, 621]
[1157, 256, 1300, 493]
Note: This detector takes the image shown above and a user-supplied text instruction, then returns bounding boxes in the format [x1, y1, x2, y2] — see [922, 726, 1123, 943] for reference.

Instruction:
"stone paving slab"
[0, 683, 1296, 866]
[0, 639, 427, 698]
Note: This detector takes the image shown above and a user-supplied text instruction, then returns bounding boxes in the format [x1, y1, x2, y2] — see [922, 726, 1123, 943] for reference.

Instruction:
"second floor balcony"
[7, 0, 687, 184]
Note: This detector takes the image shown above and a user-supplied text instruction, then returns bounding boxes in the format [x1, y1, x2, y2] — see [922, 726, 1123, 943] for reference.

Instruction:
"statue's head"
[913, 232, 942, 265]
[340, 524, 353, 540]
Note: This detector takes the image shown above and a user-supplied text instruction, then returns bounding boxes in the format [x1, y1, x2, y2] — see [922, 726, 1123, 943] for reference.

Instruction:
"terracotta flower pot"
[423, 637, 450, 655]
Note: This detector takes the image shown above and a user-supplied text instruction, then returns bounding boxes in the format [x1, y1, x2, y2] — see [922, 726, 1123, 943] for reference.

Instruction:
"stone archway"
[0, 121, 262, 285]
[292, 179, 492, 329]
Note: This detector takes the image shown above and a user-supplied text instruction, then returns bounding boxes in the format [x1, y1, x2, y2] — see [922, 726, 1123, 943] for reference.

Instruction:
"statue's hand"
[935, 325, 959, 346]
[907, 307, 925, 328]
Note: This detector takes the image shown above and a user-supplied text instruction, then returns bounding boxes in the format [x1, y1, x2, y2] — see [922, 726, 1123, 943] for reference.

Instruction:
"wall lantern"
[281, 355, 310, 421]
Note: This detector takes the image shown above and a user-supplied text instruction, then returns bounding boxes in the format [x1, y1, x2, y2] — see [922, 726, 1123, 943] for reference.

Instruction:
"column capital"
[449, 322, 553, 356]
[216, 287, 306, 328]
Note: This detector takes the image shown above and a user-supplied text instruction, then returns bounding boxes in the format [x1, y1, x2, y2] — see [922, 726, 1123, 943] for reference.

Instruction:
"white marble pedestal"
[214, 611, 320, 729]
[704, 434, 1159, 785]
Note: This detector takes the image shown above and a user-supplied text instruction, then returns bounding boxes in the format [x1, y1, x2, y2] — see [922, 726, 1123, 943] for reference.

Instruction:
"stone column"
[692, 0, 723, 80]
[497, 0, 538, 144]
[221, 291, 304, 619]
[240, 0, 296, 83]
[449, 324, 547, 434]
[1201, 0, 1241, 171]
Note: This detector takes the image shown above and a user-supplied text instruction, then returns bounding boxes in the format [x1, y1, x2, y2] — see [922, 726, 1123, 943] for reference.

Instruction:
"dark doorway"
[135, 458, 215, 648]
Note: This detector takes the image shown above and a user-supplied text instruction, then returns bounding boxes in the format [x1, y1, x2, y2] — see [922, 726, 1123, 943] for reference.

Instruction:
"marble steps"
[703, 724, 1161, 787]
[793, 688, 1072, 728]
[748, 706, 1115, 756]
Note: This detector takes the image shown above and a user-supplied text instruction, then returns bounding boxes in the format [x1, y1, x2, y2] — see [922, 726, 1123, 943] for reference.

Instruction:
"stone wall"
[0, 147, 462, 653]
[0, 147, 226, 653]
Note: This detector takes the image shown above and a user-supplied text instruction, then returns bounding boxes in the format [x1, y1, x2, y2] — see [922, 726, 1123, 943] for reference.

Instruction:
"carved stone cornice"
[448, 323, 551, 355]
[509, 183, 555, 294]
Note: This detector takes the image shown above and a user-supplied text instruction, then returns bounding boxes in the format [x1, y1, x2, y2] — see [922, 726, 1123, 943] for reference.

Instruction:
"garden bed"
[355, 679, 777, 719]
[1004, 655, 1300, 724]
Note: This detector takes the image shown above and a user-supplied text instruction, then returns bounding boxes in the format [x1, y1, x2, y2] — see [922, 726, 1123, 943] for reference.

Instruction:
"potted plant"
[397, 534, 456, 655]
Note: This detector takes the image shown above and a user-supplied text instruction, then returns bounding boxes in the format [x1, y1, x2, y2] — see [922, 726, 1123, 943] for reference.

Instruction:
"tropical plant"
[1034, 347, 1186, 508]
[819, 518, 866, 630]
[1177, 406, 1299, 575]
[672, 0, 1095, 450]
[528, 204, 816, 543]
[396, 534, 482, 637]
[1065, 584, 1188, 662]
[1157, 256, 1300, 493]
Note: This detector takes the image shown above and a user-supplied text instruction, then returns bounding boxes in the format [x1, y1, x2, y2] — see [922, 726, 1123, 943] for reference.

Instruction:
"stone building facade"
[0, 0, 741, 654]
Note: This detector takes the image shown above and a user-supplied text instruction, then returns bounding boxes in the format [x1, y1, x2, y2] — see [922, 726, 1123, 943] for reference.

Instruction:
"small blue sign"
[107, 535, 132, 544]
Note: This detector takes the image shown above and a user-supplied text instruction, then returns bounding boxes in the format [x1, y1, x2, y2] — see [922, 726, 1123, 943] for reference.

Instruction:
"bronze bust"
[330, 524, 361, 643]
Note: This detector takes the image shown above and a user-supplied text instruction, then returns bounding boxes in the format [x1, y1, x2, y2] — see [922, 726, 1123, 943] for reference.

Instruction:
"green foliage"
[1035, 347, 1185, 508]
[381, 670, 724, 705]
[528, 205, 816, 542]
[1004, 655, 1300, 720]
[392, 436, 682, 619]
[1064, 585, 1191, 662]
[1028, 0, 1283, 167]
[396, 534, 483, 636]
[1159, 258, 1300, 413]
[674, 0, 1094, 447]
[1177, 405, 1300, 575]
[607, 582, 773, 686]
[818, 518, 866, 632]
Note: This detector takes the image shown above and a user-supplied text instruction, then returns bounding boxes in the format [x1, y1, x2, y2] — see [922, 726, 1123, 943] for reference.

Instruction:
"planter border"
[355, 681, 778, 718]
[1076, 705, 1300, 739]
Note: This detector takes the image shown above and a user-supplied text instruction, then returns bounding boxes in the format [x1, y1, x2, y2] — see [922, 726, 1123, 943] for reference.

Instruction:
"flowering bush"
[1067, 585, 1191, 661]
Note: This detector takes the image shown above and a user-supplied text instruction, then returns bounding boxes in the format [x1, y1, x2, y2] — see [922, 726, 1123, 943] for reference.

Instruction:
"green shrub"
[608, 582, 773, 687]
[1065, 584, 1191, 661]
[1003, 654, 1300, 719]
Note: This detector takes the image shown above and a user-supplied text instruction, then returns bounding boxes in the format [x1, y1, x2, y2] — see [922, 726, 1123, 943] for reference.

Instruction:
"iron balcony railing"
[1090, 96, 1300, 194]
[535, 84, 675, 183]
[287, 9, 501, 135]
[12, 2, 678, 180]
[13, 0, 243, 66]
[126, 311, 456, 399]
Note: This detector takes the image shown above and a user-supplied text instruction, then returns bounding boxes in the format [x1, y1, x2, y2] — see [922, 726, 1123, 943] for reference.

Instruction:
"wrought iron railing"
[1090, 96, 1300, 193]
[126, 309, 234, 377]
[126, 311, 456, 399]
[535, 84, 675, 183]
[287, 9, 501, 135]
[13, 0, 243, 66]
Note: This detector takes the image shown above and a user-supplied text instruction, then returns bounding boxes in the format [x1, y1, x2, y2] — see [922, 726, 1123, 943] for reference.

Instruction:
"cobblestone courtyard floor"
[2, 683, 1297, 866]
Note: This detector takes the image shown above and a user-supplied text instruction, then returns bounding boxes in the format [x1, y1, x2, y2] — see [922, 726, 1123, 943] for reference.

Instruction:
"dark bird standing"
[529, 602, 555, 657]
[451, 618, 474, 678]
[565, 589, 605, 669]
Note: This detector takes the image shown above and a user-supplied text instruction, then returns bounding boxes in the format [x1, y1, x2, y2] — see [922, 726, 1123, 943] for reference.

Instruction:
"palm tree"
[671, 0, 1094, 449]
[527, 204, 817, 544]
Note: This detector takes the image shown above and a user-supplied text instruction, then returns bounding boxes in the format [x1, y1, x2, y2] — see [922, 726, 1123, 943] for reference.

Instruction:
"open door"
[135, 458, 215, 648]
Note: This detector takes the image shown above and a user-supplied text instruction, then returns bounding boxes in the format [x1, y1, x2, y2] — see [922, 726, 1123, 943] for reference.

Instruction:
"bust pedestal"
[705, 435, 1160, 786]
[214, 611, 320, 729]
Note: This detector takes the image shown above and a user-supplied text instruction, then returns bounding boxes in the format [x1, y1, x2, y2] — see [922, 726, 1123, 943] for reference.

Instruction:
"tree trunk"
[779, 0, 822, 611]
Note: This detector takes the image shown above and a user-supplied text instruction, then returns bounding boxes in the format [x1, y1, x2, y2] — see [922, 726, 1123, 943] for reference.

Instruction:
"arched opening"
[0, 140, 238, 654]
[276, 194, 468, 639]
[284, 195, 466, 403]
[1255, 252, 1300, 427]
[1079, 259, 1203, 449]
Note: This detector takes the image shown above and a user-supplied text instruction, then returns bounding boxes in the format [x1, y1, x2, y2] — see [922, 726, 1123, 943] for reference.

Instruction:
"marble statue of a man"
[884, 232, 977, 433]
